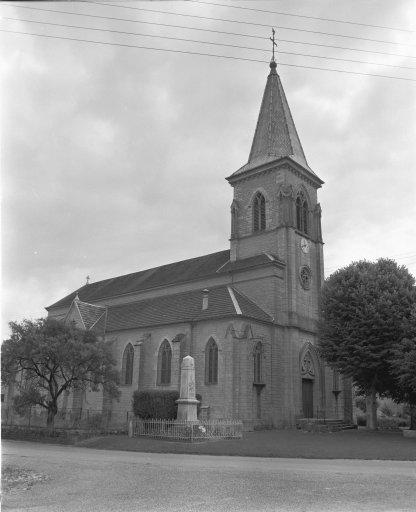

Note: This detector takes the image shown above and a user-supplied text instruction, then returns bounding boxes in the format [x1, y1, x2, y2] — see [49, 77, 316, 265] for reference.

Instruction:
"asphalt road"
[2, 440, 416, 512]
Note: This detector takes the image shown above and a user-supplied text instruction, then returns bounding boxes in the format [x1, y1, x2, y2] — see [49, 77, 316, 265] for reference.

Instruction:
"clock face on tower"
[300, 238, 310, 254]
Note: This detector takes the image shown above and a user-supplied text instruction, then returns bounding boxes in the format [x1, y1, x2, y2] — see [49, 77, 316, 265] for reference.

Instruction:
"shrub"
[379, 403, 394, 417]
[378, 417, 409, 430]
[132, 390, 202, 419]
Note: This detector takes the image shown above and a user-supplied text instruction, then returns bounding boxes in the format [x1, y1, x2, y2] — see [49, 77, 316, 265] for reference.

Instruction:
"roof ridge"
[227, 286, 242, 315]
[89, 249, 231, 288]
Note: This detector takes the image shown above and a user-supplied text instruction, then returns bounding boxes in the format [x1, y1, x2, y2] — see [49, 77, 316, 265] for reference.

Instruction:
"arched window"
[253, 342, 263, 383]
[205, 338, 218, 384]
[253, 192, 266, 232]
[121, 343, 134, 385]
[296, 191, 309, 234]
[158, 340, 172, 385]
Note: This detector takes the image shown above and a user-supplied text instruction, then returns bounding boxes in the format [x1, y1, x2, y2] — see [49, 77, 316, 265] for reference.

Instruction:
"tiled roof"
[105, 286, 272, 332]
[75, 301, 106, 331]
[228, 63, 318, 179]
[233, 289, 273, 323]
[219, 253, 284, 273]
[46, 250, 230, 310]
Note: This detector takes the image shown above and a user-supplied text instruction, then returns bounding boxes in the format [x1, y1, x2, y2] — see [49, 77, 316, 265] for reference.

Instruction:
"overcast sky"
[1, 0, 415, 336]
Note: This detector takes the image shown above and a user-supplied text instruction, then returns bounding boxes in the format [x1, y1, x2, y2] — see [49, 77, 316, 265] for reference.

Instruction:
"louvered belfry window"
[296, 192, 309, 234]
[253, 192, 266, 232]
[158, 339, 172, 385]
[121, 343, 134, 385]
[205, 338, 218, 384]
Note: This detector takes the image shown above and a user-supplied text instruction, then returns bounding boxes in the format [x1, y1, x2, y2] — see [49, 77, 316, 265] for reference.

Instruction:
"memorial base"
[176, 398, 199, 422]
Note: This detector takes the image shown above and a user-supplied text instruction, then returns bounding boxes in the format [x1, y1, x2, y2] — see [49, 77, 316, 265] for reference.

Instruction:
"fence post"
[28, 407, 31, 427]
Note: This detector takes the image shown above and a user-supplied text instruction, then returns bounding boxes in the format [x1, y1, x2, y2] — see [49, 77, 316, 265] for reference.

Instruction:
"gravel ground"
[3, 440, 416, 512]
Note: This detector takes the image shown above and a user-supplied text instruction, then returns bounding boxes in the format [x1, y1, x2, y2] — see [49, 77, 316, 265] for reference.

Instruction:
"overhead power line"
[185, 0, 415, 34]
[2, 4, 415, 60]
[3, 17, 416, 71]
[91, 1, 416, 47]
[2, 28, 416, 83]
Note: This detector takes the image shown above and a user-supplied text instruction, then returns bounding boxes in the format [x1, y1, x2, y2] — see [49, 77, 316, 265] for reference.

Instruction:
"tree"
[389, 337, 416, 430]
[318, 259, 416, 429]
[1, 318, 120, 429]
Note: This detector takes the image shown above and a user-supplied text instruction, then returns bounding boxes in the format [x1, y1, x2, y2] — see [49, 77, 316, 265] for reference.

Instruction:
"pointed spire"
[247, 46, 308, 170]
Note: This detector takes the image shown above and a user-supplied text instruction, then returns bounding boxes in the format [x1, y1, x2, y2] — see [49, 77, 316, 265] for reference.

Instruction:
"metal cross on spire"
[270, 28, 277, 62]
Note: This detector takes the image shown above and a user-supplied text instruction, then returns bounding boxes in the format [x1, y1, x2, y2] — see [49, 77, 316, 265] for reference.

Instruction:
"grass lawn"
[77, 428, 416, 460]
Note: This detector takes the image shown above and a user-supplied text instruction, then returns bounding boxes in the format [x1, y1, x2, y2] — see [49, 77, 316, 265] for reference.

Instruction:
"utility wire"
[185, 0, 415, 34]
[2, 4, 415, 60]
[91, 1, 416, 48]
[4, 17, 415, 71]
[2, 28, 416, 83]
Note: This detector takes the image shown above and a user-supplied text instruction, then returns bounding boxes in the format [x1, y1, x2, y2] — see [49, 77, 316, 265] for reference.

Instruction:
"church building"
[46, 59, 352, 429]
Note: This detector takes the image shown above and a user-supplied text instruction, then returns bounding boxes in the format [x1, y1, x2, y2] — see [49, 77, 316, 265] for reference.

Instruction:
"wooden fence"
[129, 418, 243, 441]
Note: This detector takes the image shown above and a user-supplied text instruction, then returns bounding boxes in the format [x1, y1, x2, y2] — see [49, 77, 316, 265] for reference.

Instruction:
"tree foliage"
[389, 336, 416, 429]
[318, 259, 416, 396]
[1, 318, 120, 427]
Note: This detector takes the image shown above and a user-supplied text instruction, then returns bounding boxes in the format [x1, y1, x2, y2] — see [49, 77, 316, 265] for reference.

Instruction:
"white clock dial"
[300, 238, 310, 254]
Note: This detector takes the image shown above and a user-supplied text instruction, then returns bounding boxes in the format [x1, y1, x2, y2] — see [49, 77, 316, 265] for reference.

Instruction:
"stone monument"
[176, 355, 199, 422]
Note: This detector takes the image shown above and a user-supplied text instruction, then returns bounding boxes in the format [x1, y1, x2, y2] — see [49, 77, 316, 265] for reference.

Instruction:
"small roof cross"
[270, 28, 277, 62]
[85, 275, 90, 285]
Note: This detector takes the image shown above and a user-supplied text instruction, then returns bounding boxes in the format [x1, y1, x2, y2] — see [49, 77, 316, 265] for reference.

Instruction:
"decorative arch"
[205, 337, 218, 384]
[157, 339, 172, 386]
[225, 322, 253, 340]
[253, 341, 263, 383]
[299, 343, 320, 378]
[252, 191, 266, 232]
[299, 342, 324, 418]
[121, 343, 134, 385]
[300, 349, 316, 378]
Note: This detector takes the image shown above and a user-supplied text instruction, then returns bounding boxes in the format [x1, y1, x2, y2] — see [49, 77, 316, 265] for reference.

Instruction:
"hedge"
[132, 390, 202, 419]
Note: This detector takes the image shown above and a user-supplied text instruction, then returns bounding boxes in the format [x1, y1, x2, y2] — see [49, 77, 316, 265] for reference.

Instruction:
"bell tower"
[226, 57, 324, 328]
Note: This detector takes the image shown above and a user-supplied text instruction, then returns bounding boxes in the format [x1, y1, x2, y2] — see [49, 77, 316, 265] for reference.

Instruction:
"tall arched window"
[205, 338, 218, 384]
[253, 192, 266, 232]
[121, 343, 134, 385]
[158, 340, 172, 385]
[253, 342, 263, 383]
[296, 191, 308, 234]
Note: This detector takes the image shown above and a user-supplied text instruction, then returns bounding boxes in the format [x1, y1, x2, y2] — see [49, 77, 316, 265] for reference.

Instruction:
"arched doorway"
[300, 350, 315, 418]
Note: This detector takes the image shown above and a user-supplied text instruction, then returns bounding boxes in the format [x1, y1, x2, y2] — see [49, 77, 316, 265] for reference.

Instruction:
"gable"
[64, 301, 85, 330]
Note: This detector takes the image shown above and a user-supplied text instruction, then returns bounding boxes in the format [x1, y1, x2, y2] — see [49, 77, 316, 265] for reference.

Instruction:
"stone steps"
[296, 418, 357, 432]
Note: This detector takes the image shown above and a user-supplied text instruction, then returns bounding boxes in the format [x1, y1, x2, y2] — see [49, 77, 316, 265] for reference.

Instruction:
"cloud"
[1, 1, 415, 337]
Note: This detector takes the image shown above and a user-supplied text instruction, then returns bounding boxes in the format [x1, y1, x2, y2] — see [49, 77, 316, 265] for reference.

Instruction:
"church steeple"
[226, 55, 324, 264]
[248, 60, 308, 170]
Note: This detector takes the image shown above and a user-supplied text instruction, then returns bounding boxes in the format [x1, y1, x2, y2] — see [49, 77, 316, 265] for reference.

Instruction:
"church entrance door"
[302, 379, 314, 418]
